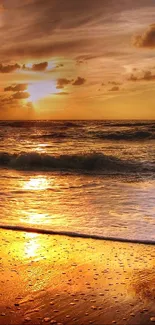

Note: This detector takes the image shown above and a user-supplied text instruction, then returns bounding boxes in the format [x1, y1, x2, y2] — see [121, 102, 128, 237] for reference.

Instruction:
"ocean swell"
[90, 130, 155, 141]
[0, 151, 146, 173]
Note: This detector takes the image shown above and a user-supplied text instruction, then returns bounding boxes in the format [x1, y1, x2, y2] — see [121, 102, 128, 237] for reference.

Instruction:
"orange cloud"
[23, 62, 48, 72]
[56, 76, 86, 89]
[12, 91, 30, 99]
[109, 86, 120, 91]
[57, 78, 72, 89]
[134, 24, 155, 48]
[4, 84, 28, 92]
[0, 63, 20, 73]
[72, 77, 86, 86]
[55, 92, 69, 95]
[128, 70, 155, 82]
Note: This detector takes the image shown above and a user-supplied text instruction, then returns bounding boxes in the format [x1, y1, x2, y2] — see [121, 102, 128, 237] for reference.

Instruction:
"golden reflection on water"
[19, 175, 70, 227]
[23, 176, 49, 191]
[20, 212, 49, 225]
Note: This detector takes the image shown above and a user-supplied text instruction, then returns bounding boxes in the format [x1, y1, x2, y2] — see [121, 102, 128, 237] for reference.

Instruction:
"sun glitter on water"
[27, 81, 59, 102]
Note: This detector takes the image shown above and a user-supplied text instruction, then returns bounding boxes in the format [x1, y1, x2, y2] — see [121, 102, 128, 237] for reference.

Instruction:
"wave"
[0, 121, 83, 129]
[0, 151, 145, 173]
[90, 130, 155, 141]
[106, 122, 155, 127]
[29, 130, 155, 142]
[32, 132, 68, 139]
[0, 224, 155, 245]
[1, 121, 155, 142]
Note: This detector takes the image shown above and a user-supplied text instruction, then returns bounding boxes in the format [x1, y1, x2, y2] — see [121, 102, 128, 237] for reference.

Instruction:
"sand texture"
[0, 229, 155, 325]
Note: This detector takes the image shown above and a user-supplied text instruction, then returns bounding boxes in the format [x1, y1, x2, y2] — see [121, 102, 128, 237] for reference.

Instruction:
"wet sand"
[0, 229, 155, 325]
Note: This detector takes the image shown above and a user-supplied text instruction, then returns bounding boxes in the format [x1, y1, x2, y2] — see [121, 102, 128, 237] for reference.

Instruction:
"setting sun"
[27, 81, 58, 102]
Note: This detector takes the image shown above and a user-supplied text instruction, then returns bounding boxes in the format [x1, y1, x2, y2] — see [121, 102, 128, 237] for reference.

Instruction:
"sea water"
[0, 120, 155, 242]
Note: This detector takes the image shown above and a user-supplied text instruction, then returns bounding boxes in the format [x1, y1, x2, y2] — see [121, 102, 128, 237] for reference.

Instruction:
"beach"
[0, 229, 155, 325]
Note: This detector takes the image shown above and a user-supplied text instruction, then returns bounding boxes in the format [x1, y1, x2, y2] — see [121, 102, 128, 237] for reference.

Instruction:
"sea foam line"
[0, 224, 155, 246]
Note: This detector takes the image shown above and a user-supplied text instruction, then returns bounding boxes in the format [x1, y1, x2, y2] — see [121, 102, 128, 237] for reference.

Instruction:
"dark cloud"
[0, 61, 49, 74]
[128, 74, 138, 81]
[108, 81, 122, 86]
[56, 63, 64, 68]
[128, 71, 155, 81]
[4, 84, 28, 92]
[32, 61, 48, 71]
[23, 62, 48, 71]
[72, 77, 86, 86]
[0, 63, 20, 73]
[2, 0, 153, 61]
[56, 92, 69, 95]
[134, 24, 155, 48]
[56, 76, 86, 89]
[109, 86, 120, 91]
[12, 91, 30, 99]
[76, 59, 84, 65]
[143, 70, 155, 80]
[57, 78, 72, 89]
[128, 70, 155, 81]
[76, 54, 103, 62]
[4, 39, 89, 60]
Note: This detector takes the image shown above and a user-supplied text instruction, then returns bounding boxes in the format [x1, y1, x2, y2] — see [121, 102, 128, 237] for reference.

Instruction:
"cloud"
[23, 62, 48, 71]
[0, 61, 49, 74]
[4, 39, 90, 60]
[56, 63, 64, 68]
[0, 60, 49, 74]
[72, 77, 86, 86]
[4, 84, 28, 92]
[128, 74, 138, 81]
[108, 81, 122, 86]
[109, 86, 120, 91]
[56, 76, 86, 89]
[32, 61, 48, 71]
[55, 92, 69, 95]
[57, 78, 72, 89]
[2, 0, 152, 62]
[142, 70, 155, 80]
[12, 91, 30, 99]
[128, 70, 155, 81]
[134, 24, 155, 48]
[0, 63, 20, 73]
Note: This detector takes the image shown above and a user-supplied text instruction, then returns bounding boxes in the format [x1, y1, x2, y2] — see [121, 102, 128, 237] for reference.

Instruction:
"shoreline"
[0, 229, 155, 325]
[0, 225, 155, 246]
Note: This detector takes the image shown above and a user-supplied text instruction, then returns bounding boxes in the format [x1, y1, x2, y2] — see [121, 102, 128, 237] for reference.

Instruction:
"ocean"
[0, 120, 155, 243]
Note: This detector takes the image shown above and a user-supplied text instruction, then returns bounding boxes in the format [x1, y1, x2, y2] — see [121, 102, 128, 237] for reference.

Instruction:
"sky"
[0, 0, 155, 119]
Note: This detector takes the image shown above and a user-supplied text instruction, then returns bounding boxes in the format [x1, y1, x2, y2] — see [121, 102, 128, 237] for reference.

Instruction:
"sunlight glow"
[27, 81, 58, 102]
[23, 177, 49, 191]
[20, 212, 49, 225]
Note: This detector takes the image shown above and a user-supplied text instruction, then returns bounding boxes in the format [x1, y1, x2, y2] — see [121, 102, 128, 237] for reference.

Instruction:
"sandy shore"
[0, 229, 155, 325]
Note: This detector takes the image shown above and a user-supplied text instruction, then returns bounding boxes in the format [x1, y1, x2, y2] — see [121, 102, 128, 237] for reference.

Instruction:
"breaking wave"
[0, 151, 150, 173]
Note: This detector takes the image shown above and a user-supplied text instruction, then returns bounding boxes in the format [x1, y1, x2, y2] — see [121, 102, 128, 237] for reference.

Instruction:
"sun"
[27, 81, 58, 102]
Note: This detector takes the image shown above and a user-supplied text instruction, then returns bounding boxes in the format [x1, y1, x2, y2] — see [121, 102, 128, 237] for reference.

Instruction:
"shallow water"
[0, 120, 155, 242]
